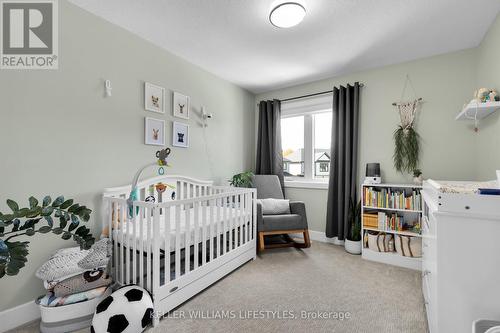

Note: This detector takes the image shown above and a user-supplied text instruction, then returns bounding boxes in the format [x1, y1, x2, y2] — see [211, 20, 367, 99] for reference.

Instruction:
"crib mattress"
[112, 206, 250, 253]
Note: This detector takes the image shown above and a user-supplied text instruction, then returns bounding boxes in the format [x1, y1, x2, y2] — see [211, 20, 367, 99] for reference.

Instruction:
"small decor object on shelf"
[144, 82, 165, 114]
[0, 196, 94, 278]
[473, 87, 492, 103]
[172, 121, 189, 148]
[144, 117, 165, 146]
[364, 163, 381, 184]
[229, 171, 254, 187]
[91, 285, 154, 333]
[345, 199, 361, 255]
[413, 169, 423, 185]
[173, 91, 190, 119]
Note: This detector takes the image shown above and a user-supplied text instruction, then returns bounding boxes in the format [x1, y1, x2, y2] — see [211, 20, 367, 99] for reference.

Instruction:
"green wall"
[257, 49, 479, 233]
[0, 2, 255, 311]
[476, 14, 500, 179]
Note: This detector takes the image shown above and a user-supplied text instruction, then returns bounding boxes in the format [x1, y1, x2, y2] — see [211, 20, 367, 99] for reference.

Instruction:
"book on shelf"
[372, 211, 421, 234]
[363, 186, 421, 211]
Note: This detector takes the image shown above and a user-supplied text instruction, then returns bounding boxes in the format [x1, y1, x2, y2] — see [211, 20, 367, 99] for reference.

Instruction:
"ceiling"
[69, 0, 500, 93]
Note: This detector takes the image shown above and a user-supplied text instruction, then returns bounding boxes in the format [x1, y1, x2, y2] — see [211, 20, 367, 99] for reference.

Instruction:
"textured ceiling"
[69, 0, 500, 93]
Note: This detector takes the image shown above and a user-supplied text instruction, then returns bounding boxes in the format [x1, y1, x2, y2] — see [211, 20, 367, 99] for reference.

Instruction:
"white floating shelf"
[456, 101, 500, 120]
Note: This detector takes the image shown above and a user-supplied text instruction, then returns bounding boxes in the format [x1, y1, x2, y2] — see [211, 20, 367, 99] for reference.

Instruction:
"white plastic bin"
[39, 287, 112, 333]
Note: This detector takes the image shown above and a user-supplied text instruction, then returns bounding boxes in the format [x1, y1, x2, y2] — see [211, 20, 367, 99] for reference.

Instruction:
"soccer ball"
[91, 285, 154, 333]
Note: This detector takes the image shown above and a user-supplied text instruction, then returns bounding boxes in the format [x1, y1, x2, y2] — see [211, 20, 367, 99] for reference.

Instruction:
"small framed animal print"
[144, 82, 165, 114]
[172, 121, 189, 148]
[145, 117, 165, 146]
[173, 91, 190, 119]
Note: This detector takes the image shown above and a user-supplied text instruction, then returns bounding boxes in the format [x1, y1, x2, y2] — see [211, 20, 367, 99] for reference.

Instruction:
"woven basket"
[367, 232, 393, 252]
[395, 235, 422, 257]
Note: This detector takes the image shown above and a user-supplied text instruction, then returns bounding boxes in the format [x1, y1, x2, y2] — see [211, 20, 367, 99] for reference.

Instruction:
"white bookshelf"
[361, 183, 423, 271]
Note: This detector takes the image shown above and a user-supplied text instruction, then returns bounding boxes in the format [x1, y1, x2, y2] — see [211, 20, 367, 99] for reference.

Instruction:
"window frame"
[280, 94, 332, 188]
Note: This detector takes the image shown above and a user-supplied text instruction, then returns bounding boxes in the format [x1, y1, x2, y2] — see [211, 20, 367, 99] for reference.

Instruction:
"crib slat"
[111, 202, 118, 282]
[247, 192, 251, 243]
[132, 205, 137, 284]
[185, 203, 191, 274]
[139, 206, 144, 288]
[125, 206, 131, 284]
[194, 201, 199, 269]
[229, 195, 233, 251]
[222, 197, 227, 255]
[253, 191, 257, 241]
[216, 197, 221, 257]
[202, 200, 207, 266]
[120, 205, 125, 284]
[209, 199, 214, 262]
[152, 208, 160, 293]
[164, 206, 171, 284]
[175, 205, 181, 279]
[146, 207, 152, 291]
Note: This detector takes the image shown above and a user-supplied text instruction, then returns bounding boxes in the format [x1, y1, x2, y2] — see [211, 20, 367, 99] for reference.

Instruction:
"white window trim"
[281, 94, 332, 189]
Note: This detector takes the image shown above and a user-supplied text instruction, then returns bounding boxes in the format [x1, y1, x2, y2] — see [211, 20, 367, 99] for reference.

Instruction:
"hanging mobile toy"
[128, 148, 171, 217]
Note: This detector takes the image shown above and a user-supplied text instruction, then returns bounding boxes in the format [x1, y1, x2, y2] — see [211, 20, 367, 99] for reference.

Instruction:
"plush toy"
[91, 285, 154, 333]
[473, 88, 491, 103]
[488, 90, 498, 102]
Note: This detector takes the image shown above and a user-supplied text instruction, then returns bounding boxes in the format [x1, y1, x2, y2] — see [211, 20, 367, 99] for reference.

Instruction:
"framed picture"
[145, 117, 165, 146]
[144, 82, 165, 113]
[173, 91, 190, 119]
[172, 121, 189, 148]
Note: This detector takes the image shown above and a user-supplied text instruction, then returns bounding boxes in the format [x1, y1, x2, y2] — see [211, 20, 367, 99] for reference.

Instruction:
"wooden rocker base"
[258, 229, 311, 252]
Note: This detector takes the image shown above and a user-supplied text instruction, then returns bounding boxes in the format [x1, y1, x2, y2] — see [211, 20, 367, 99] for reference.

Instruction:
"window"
[281, 116, 304, 177]
[313, 112, 332, 179]
[280, 95, 333, 184]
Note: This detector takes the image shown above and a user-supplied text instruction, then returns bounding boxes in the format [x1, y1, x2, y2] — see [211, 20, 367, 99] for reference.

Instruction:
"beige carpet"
[11, 242, 427, 333]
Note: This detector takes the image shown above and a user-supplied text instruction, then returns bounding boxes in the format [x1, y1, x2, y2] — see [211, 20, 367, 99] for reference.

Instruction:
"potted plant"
[345, 199, 361, 255]
[229, 171, 254, 188]
[0, 195, 94, 278]
[413, 169, 423, 185]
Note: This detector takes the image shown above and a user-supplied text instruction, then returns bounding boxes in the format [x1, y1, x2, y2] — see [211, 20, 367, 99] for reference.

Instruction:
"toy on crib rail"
[127, 149, 172, 217]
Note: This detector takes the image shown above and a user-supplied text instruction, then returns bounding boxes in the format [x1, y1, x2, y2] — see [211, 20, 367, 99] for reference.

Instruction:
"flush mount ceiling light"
[269, 2, 306, 28]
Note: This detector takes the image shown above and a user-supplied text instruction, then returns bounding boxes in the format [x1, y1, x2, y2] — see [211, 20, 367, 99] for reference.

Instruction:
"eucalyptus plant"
[229, 171, 254, 188]
[0, 195, 94, 278]
[393, 126, 420, 173]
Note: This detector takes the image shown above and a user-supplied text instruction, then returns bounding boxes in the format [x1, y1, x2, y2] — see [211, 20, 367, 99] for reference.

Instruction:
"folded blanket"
[53, 268, 112, 297]
[36, 286, 109, 307]
[78, 238, 111, 270]
[36, 238, 111, 282]
[36, 247, 89, 281]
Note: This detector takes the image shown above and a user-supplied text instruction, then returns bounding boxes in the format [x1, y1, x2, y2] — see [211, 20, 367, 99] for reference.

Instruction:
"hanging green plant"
[392, 75, 423, 174]
[0, 195, 94, 278]
[393, 125, 420, 173]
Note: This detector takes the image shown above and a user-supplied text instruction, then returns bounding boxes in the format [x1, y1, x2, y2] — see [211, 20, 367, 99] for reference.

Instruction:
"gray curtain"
[256, 99, 284, 190]
[326, 83, 360, 240]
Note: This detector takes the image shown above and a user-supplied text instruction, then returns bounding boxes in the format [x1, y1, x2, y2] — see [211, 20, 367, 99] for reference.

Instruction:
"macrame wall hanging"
[392, 75, 423, 174]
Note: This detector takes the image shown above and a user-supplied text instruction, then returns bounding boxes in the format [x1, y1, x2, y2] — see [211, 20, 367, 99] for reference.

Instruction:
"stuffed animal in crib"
[155, 148, 171, 166]
[91, 285, 154, 333]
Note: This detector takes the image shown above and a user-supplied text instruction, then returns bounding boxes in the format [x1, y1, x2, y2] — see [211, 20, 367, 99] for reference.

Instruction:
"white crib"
[102, 175, 257, 326]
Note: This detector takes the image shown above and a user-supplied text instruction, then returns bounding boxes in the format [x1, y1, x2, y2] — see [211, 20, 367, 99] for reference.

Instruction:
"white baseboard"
[292, 230, 345, 246]
[0, 300, 40, 333]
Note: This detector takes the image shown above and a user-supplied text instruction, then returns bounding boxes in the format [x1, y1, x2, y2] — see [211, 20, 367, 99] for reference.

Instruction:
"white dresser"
[422, 180, 500, 333]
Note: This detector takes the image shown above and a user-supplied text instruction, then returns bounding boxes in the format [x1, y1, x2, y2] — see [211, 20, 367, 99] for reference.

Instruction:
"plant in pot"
[413, 169, 423, 185]
[229, 171, 254, 188]
[0, 195, 94, 278]
[345, 199, 362, 255]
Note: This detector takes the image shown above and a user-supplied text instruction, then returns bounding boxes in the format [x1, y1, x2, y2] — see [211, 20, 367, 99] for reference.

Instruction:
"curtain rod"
[257, 83, 364, 105]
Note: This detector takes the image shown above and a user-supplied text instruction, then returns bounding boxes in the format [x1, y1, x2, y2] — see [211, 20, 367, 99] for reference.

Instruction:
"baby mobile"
[392, 75, 423, 174]
[128, 148, 175, 217]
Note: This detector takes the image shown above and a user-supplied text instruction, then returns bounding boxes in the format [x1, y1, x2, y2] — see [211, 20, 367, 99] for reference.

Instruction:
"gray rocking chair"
[252, 175, 311, 252]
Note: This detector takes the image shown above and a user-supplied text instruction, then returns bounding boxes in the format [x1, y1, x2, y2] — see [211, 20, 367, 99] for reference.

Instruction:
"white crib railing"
[102, 176, 256, 325]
